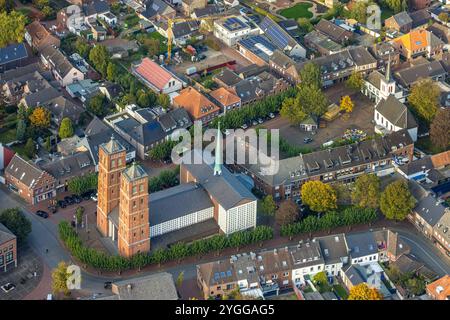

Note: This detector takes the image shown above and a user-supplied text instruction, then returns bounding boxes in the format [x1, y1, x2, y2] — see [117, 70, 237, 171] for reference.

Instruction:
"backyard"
[279, 3, 314, 20]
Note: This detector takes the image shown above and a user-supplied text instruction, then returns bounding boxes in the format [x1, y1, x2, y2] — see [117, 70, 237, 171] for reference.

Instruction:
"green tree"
[58, 117, 74, 139]
[0, 11, 27, 47]
[75, 206, 84, 226]
[75, 38, 90, 58]
[385, 0, 402, 13]
[297, 84, 328, 116]
[346, 72, 364, 91]
[299, 62, 322, 88]
[16, 119, 26, 141]
[297, 18, 313, 33]
[44, 136, 52, 152]
[89, 45, 110, 77]
[24, 138, 36, 158]
[430, 108, 450, 150]
[106, 62, 119, 82]
[380, 180, 415, 221]
[350, 1, 367, 23]
[260, 195, 276, 216]
[301, 181, 337, 213]
[0, 208, 31, 243]
[438, 12, 449, 23]
[280, 96, 307, 125]
[157, 93, 170, 109]
[67, 173, 98, 195]
[352, 174, 381, 208]
[41, 5, 54, 19]
[0, 0, 14, 12]
[52, 261, 70, 297]
[88, 94, 109, 117]
[408, 79, 440, 124]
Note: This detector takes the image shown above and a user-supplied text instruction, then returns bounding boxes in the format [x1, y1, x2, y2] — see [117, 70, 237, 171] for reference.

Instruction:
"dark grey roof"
[236, 64, 268, 78]
[101, 82, 123, 97]
[278, 19, 299, 31]
[343, 264, 366, 286]
[390, 11, 413, 27]
[5, 154, 46, 188]
[269, 50, 296, 69]
[115, 117, 166, 146]
[398, 156, 433, 176]
[427, 23, 450, 44]
[111, 272, 178, 300]
[394, 60, 446, 87]
[84, 0, 110, 16]
[376, 95, 417, 129]
[414, 195, 447, 227]
[0, 62, 41, 83]
[348, 46, 377, 66]
[315, 19, 353, 43]
[0, 223, 16, 244]
[410, 9, 431, 28]
[24, 86, 61, 107]
[181, 150, 257, 210]
[193, 5, 221, 18]
[289, 241, 324, 268]
[44, 96, 84, 124]
[85, 117, 109, 136]
[149, 183, 213, 225]
[232, 78, 260, 103]
[40, 45, 78, 79]
[123, 163, 148, 182]
[172, 21, 199, 39]
[40, 152, 93, 180]
[0, 43, 28, 66]
[316, 233, 348, 265]
[213, 68, 241, 87]
[345, 232, 378, 259]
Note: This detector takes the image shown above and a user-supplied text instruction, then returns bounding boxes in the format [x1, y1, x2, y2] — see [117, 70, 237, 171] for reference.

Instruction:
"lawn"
[279, 3, 314, 20]
[0, 129, 17, 144]
[124, 14, 140, 29]
[11, 143, 29, 160]
[333, 284, 348, 300]
[380, 7, 394, 22]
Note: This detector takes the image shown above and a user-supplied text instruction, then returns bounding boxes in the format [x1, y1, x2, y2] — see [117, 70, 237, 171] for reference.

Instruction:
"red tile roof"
[135, 58, 173, 91]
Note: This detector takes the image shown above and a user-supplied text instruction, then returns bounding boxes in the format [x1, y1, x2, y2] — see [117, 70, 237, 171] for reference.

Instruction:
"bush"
[0, 208, 32, 243]
[58, 221, 273, 271]
[67, 173, 98, 195]
[281, 207, 378, 237]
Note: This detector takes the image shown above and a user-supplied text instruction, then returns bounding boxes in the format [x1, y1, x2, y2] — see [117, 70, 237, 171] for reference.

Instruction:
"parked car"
[35, 210, 49, 218]
[104, 281, 112, 289]
[57, 200, 67, 208]
[64, 196, 74, 205]
[240, 123, 248, 130]
[252, 120, 258, 126]
[257, 118, 263, 124]
[91, 194, 98, 202]
[269, 112, 275, 119]
[73, 195, 82, 204]
[303, 137, 313, 144]
[81, 191, 93, 201]
[48, 206, 57, 214]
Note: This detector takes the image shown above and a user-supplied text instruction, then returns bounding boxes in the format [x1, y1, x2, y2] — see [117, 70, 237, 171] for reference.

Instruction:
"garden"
[279, 3, 314, 20]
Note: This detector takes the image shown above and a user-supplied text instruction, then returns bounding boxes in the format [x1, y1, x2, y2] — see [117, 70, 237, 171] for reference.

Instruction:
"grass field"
[333, 284, 348, 300]
[279, 3, 313, 20]
[380, 7, 394, 22]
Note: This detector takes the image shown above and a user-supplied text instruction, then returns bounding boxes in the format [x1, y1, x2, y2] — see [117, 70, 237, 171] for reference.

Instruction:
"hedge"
[58, 222, 274, 272]
[280, 207, 378, 237]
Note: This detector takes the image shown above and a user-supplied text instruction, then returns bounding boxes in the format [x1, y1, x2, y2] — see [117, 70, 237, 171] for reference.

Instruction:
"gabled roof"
[376, 95, 417, 129]
[394, 60, 446, 87]
[315, 19, 353, 43]
[5, 154, 48, 188]
[209, 87, 241, 107]
[259, 16, 299, 51]
[141, 0, 175, 19]
[388, 11, 413, 27]
[134, 58, 176, 91]
[25, 21, 60, 51]
[414, 195, 447, 227]
[392, 29, 443, 52]
[40, 45, 78, 78]
[345, 232, 378, 259]
[431, 151, 450, 169]
[0, 223, 16, 244]
[84, 0, 110, 16]
[427, 23, 450, 44]
[0, 43, 28, 66]
[173, 87, 219, 119]
[41, 151, 93, 180]
[43, 96, 84, 124]
[409, 9, 431, 28]
[213, 68, 241, 87]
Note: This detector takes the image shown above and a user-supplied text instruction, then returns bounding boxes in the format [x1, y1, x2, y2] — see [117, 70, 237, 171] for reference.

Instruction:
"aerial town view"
[0, 0, 449, 310]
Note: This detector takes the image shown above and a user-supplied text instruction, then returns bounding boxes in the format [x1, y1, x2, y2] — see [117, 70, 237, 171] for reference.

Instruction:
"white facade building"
[214, 16, 260, 47]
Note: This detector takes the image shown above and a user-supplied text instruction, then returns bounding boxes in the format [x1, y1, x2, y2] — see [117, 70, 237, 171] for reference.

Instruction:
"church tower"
[97, 135, 126, 237]
[117, 162, 150, 257]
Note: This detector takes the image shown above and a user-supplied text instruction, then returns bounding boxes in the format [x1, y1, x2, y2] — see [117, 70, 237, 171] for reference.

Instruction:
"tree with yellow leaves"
[29, 107, 51, 129]
[52, 261, 70, 297]
[340, 95, 354, 113]
[301, 181, 337, 213]
[348, 283, 383, 300]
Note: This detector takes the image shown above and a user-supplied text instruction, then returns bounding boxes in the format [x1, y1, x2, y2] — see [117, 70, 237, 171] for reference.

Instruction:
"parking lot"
[263, 84, 375, 152]
[0, 245, 43, 300]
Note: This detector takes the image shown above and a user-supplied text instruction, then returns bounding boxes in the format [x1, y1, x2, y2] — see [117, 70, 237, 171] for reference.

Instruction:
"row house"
[0, 223, 17, 272]
[40, 45, 84, 87]
[173, 87, 220, 125]
[391, 29, 444, 60]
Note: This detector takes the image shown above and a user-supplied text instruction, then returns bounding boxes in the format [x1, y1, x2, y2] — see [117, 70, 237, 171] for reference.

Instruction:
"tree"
[348, 283, 383, 300]
[89, 45, 110, 77]
[0, 208, 31, 243]
[350, 1, 367, 23]
[52, 261, 70, 297]
[297, 18, 313, 33]
[385, 0, 402, 13]
[301, 181, 337, 213]
[59, 117, 74, 139]
[16, 119, 26, 141]
[41, 5, 54, 19]
[260, 195, 276, 216]
[438, 12, 449, 23]
[157, 93, 170, 109]
[299, 62, 321, 88]
[106, 62, 119, 82]
[405, 277, 426, 296]
[176, 271, 184, 290]
[430, 108, 450, 150]
[313, 271, 328, 286]
[29, 107, 51, 128]
[44, 136, 52, 152]
[275, 200, 298, 226]
[297, 84, 328, 117]
[75, 38, 90, 58]
[0, 0, 14, 12]
[0, 11, 27, 47]
[380, 180, 415, 221]
[67, 173, 98, 195]
[88, 94, 109, 117]
[408, 79, 440, 124]
[346, 72, 364, 91]
[340, 95, 354, 113]
[352, 174, 381, 208]
[24, 138, 36, 159]
[280, 96, 307, 125]
[75, 206, 84, 226]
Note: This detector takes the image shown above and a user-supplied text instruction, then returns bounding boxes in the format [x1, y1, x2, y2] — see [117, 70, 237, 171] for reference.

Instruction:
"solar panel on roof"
[260, 17, 291, 51]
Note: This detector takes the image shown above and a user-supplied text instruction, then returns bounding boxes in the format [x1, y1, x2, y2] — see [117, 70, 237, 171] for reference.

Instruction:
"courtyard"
[279, 2, 314, 19]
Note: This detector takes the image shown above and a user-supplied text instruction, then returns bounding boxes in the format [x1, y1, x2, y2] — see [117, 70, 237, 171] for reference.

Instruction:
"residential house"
[391, 29, 444, 60]
[197, 259, 238, 299]
[66, 78, 100, 102]
[314, 19, 354, 45]
[182, 0, 207, 16]
[269, 50, 301, 84]
[42, 96, 85, 126]
[214, 16, 260, 47]
[166, 20, 200, 45]
[83, 0, 110, 20]
[173, 87, 220, 125]
[25, 21, 60, 51]
[304, 31, 343, 56]
[385, 11, 413, 34]
[40, 45, 84, 87]
[316, 233, 348, 277]
[374, 95, 418, 141]
[0, 223, 17, 272]
[345, 232, 379, 265]
[237, 35, 277, 66]
[40, 151, 94, 192]
[191, 5, 222, 19]
[259, 16, 306, 58]
[0, 43, 32, 73]
[341, 263, 391, 297]
[368, 42, 400, 69]
[408, 0, 431, 10]
[299, 116, 318, 132]
[212, 68, 242, 89]
[426, 275, 450, 300]
[409, 9, 432, 29]
[139, 0, 176, 22]
[408, 194, 448, 240]
[5, 154, 56, 205]
[209, 87, 241, 113]
[132, 57, 183, 94]
[394, 59, 447, 89]
[427, 23, 450, 50]
[57, 4, 86, 34]
[20, 86, 61, 109]
[290, 242, 325, 286]
[433, 207, 450, 256]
